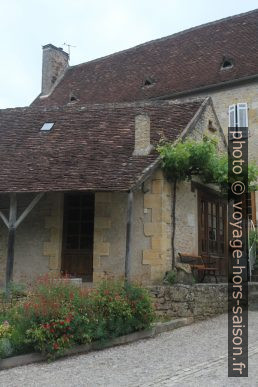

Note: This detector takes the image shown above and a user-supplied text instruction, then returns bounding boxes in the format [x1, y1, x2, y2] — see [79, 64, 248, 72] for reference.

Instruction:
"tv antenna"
[63, 43, 76, 60]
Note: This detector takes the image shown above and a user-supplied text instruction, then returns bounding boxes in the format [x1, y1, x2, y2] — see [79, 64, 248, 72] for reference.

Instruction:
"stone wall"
[142, 169, 172, 283]
[0, 193, 55, 286]
[43, 193, 63, 275]
[93, 192, 112, 282]
[150, 284, 227, 320]
[177, 81, 258, 221]
[173, 181, 198, 258]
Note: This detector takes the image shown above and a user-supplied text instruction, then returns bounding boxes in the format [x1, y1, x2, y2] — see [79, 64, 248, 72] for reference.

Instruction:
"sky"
[0, 0, 257, 108]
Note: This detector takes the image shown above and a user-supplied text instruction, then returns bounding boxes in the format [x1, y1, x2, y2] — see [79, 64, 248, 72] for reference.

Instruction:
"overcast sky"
[0, 0, 257, 108]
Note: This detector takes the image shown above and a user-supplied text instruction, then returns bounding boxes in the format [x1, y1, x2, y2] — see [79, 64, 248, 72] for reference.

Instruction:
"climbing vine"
[157, 136, 258, 268]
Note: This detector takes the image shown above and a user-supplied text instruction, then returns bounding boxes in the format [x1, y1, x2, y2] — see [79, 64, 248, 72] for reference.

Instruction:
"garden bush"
[0, 276, 155, 360]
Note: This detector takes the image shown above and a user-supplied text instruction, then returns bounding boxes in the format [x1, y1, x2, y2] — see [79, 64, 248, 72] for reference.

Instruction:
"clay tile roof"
[0, 100, 203, 193]
[32, 10, 258, 107]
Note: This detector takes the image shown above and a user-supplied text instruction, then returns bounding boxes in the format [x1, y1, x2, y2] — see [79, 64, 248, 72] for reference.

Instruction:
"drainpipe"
[125, 190, 133, 282]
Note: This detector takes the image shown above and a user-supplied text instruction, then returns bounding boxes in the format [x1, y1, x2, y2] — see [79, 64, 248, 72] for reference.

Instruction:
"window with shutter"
[228, 105, 236, 127]
[228, 103, 248, 128]
[237, 103, 248, 127]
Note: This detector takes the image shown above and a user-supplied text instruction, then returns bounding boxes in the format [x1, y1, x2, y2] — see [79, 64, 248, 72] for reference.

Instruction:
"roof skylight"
[40, 122, 54, 131]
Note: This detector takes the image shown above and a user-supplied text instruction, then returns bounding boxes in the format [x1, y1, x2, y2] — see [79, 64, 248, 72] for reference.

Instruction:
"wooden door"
[198, 191, 227, 275]
[61, 193, 94, 281]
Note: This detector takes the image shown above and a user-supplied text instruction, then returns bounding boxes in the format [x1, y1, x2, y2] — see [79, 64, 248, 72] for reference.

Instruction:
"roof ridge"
[1, 98, 205, 113]
[68, 8, 258, 70]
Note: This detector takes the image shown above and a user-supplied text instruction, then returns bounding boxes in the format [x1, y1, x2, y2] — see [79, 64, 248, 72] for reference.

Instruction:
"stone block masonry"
[150, 284, 227, 320]
[93, 192, 111, 282]
[43, 193, 63, 275]
[143, 170, 172, 283]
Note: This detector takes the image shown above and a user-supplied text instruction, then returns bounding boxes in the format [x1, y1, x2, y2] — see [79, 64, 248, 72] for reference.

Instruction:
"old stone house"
[0, 98, 226, 286]
[0, 9, 256, 286]
[32, 9, 258, 225]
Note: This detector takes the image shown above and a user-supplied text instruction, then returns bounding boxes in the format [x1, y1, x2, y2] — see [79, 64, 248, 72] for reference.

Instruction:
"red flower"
[69, 292, 74, 300]
[53, 342, 59, 350]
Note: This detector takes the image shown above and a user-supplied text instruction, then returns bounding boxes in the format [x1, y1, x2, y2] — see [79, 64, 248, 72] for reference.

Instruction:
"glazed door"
[61, 193, 94, 281]
[198, 191, 227, 275]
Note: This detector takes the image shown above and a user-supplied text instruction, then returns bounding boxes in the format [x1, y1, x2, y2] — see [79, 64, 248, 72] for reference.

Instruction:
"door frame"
[61, 192, 95, 281]
[197, 187, 228, 275]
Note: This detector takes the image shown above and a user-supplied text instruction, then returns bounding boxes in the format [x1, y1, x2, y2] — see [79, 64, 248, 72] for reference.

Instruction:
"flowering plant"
[26, 315, 75, 358]
[1, 276, 155, 360]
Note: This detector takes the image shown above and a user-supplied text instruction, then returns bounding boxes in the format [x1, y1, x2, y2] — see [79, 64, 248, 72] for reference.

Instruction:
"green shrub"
[0, 321, 13, 358]
[0, 338, 13, 358]
[0, 276, 155, 360]
[163, 270, 177, 285]
[249, 229, 258, 248]
[26, 316, 76, 359]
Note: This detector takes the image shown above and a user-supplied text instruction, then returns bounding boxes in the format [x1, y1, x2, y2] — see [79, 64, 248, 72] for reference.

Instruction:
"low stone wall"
[150, 284, 227, 320]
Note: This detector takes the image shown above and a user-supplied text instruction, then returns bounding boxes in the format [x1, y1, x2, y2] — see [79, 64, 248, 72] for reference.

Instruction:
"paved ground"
[0, 312, 257, 387]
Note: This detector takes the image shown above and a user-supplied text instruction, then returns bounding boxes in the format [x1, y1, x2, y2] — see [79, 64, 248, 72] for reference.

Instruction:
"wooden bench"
[178, 253, 218, 283]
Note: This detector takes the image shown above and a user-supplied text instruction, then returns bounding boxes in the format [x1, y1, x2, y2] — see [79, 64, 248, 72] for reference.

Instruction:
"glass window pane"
[67, 222, 80, 234]
[68, 208, 80, 221]
[66, 236, 79, 249]
[67, 195, 80, 207]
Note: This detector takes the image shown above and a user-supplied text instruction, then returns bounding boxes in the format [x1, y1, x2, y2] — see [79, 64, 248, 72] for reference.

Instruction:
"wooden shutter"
[228, 104, 236, 127]
[237, 103, 248, 128]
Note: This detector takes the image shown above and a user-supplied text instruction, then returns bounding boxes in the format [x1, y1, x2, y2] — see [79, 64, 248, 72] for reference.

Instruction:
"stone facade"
[0, 179, 190, 286]
[177, 80, 258, 221]
[0, 194, 51, 286]
[43, 193, 63, 275]
[150, 284, 228, 320]
[142, 169, 172, 283]
[0, 102, 228, 286]
[93, 192, 115, 282]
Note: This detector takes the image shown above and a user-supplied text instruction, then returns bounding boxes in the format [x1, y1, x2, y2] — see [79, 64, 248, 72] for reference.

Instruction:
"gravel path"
[0, 312, 257, 387]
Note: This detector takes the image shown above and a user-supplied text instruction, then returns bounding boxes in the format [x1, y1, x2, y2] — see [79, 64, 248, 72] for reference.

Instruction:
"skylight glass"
[40, 122, 54, 131]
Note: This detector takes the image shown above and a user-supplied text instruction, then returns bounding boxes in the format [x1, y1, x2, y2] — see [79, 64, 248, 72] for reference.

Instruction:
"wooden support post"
[15, 193, 44, 229]
[1, 192, 45, 291]
[5, 193, 17, 291]
[0, 211, 9, 228]
[125, 190, 133, 282]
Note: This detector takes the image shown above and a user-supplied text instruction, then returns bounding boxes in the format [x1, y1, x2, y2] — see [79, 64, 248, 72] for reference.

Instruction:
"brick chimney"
[41, 44, 69, 96]
[133, 114, 153, 156]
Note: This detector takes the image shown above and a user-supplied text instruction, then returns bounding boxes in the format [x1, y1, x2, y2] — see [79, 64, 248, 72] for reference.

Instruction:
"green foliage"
[157, 136, 219, 182]
[0, 338, 13, 358]
[0, 321, 12, 339]
[157, 136, 258, 191]
[0, 276, 155, 360]
[26, 316, 76, 359]
[249, 229, 258, 248]
[163, 270, 177, 285]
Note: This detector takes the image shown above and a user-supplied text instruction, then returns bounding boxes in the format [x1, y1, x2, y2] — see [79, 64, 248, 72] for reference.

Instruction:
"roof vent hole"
[143, 77, 155, 87]
[221, 59, 233, 69]
[70, 94, 77, 102]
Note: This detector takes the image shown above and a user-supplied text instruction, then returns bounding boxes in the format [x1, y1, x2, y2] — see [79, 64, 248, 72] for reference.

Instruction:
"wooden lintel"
[0, 210, 9, 228]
